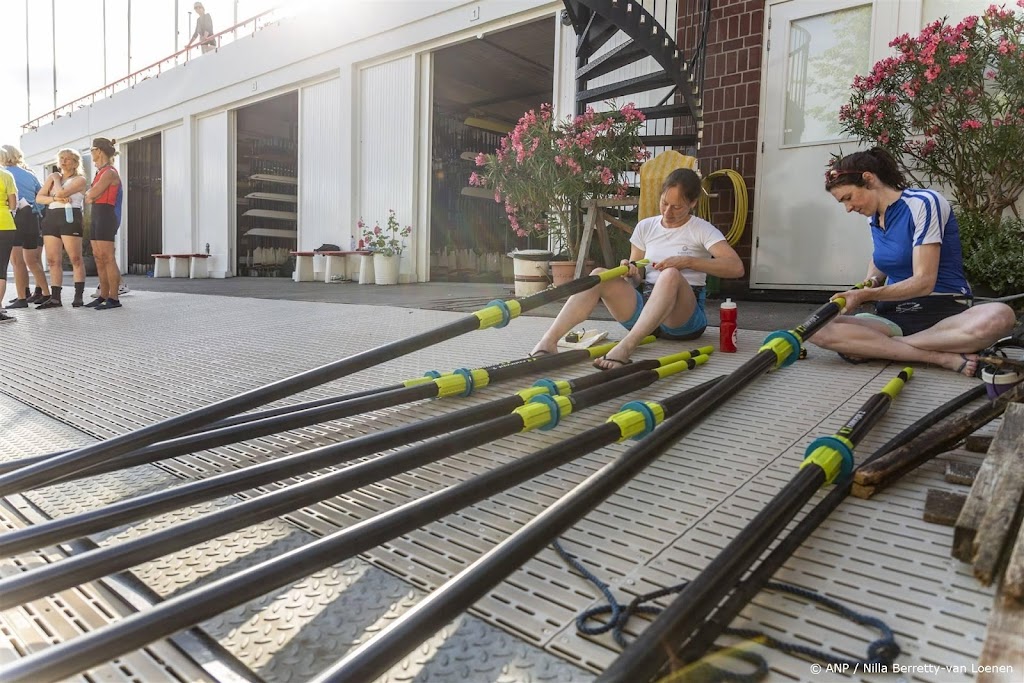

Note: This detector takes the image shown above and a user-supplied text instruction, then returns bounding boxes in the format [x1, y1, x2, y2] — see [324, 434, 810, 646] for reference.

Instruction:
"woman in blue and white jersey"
[812, 147, 1015, 376]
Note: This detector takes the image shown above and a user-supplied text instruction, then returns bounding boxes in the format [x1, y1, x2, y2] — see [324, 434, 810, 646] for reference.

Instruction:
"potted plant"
[360, 209, 412, 285]
[470, 102, 647, 283]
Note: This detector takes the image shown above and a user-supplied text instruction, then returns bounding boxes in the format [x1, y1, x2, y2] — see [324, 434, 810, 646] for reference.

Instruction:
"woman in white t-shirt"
[531, 168, 744, 368]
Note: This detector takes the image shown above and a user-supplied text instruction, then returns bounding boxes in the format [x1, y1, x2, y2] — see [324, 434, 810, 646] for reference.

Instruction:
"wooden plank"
[946, 460, 982, 485]
[976, 576, 1024, 682]
[967, 434, 995, 452]
[1004, 516, 1024, 599]
[853, 382, 1022, 499]
[955, 438, 1015, 562]
[923, 489, 967, 526]
[972, 404, 1024, 585]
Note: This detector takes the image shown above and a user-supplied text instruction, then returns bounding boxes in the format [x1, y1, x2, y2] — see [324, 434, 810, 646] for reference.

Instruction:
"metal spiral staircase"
[562, 0, 711, 153]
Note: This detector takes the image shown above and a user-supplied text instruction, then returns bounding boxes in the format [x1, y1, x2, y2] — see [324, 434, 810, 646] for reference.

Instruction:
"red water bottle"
[720, 298, 737, 352]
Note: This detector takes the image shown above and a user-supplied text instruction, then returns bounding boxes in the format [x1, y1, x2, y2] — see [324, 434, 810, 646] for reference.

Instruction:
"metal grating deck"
[0, 290, 1002, 682]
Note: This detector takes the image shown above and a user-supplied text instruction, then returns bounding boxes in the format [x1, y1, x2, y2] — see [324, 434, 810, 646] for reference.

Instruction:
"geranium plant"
[469, 102, 647, 259]
[838, 2, 1024, 218]
[359, 209, 412, 258]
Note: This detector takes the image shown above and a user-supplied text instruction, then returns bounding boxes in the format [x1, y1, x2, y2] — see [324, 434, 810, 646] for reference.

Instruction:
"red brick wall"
[679, 0, 765, 295]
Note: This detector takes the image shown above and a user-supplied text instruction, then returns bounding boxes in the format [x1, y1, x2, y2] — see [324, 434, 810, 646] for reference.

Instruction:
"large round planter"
[510, 249, 552, 296]
[373, 253, 400, 285]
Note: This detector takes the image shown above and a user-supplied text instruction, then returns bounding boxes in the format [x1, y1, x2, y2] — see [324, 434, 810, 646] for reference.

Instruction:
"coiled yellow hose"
[698, 169, 748, 246]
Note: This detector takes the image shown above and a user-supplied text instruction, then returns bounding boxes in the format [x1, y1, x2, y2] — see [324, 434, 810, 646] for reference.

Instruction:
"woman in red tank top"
[85, 138, 123, 309]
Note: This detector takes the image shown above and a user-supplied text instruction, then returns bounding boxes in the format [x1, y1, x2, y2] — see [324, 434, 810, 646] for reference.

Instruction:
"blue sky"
[4, 0, 279, 150]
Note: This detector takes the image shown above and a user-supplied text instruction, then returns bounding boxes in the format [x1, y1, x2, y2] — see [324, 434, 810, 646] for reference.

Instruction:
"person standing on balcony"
[811, 147, 1016, 376]
[0, 166, 18, 322]
[530, 168, 745, 368]
[1, 145, 50, 309]
[85, 138, 124, 310]
[35, 149, 87, 309]
[189, 3, 216, 54]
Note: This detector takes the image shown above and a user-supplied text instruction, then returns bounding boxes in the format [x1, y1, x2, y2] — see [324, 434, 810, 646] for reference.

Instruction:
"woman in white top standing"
[531, 168, 745, 368]
[35, 148, 87, 308]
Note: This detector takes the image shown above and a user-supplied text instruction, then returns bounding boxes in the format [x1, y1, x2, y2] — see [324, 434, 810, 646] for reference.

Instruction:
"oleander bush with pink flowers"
[470, 103, 647, 259]
[839, 2, 1024, 293]
[839, 2, 1024, 218]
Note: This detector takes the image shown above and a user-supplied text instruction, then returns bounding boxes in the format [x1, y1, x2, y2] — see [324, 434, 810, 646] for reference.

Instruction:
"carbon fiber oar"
[309, 297, 848, 683]
[0, 373, 723, 683]
[0, 262, 646, 497]
[675, 382, 987, 667]
[0, 348, 710, 609]
[595, 368, 914, 683]
[0, 340, 643, 481]
[0, 341, 686, 558]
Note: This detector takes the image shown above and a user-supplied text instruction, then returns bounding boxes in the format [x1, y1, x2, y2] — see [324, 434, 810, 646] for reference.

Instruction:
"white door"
[752, 0, 897, 290]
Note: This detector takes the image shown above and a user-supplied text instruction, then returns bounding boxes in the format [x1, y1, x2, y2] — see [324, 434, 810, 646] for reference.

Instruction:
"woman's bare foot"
[593, 345, 634, 370]
[949, 353, 979, 377]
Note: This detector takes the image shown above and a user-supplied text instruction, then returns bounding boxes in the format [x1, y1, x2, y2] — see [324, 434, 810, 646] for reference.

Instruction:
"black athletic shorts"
[41, 207, 84, 238]
[874, 296, 970, 336]
[0, 230, 17, 279]
[13, 207, 42, 250]
[90, 204, 120, 242]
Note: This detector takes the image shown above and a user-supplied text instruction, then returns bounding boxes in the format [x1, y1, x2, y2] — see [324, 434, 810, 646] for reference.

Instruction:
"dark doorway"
[125, 133, 163, 275]
[430, 17, 555, 282]
[235, 92, 299, 277]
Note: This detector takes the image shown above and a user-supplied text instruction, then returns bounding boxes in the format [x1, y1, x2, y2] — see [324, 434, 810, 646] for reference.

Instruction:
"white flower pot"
[374, 253, 400, 285]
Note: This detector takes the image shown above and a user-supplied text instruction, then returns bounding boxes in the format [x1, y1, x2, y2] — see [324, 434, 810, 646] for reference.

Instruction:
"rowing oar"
[0, 261, 647, 497]
[674, 382, 987, 668]
[0, 341, 686, 559]
[595, 368, 913, 683]
[0, 347, 710, 609]
[0, 339, 648, 480]
[302, 297, 847, 683]
[0, 380, 726, 683]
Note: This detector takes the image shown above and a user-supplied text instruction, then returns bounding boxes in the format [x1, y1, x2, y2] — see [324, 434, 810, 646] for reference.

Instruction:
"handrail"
[22, 6, 290, 132]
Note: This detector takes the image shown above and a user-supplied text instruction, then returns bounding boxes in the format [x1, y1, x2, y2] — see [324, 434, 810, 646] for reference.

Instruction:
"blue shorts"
[621, 284, 708, 341]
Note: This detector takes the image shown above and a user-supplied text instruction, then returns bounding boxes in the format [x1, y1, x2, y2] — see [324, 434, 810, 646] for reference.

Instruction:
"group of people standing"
[1, 138, 126, 322]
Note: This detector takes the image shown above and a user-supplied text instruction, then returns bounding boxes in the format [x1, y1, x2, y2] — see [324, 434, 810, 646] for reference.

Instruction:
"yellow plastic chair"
[639, 150, 698, 220]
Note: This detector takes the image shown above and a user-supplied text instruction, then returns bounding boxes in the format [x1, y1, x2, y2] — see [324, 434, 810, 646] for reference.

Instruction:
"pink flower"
[997, 38, 1016, 54]
[878, 131, 890, 144]
[373, 225, 382, 235]
[924, 65, 942, 82]
[949, 53, 968, 65]
[469, 172, 483, 187]
[600, 166, 614, 185]
[960, 119, 983, 131]
[475, 153, 487, 167]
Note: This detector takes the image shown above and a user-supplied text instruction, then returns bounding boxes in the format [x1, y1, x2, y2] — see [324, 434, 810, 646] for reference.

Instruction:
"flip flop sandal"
[593, 357, 633, 370]
[955, 354, 981, 378]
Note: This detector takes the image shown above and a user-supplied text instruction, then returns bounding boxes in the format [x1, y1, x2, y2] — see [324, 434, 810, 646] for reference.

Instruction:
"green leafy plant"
[470, 103, 647, 259]
[957, 210, 1024, 295]
[359, 209, 411, 258]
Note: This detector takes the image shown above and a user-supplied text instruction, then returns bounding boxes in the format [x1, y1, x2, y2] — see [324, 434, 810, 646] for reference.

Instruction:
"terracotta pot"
[550, 260, 578, 286]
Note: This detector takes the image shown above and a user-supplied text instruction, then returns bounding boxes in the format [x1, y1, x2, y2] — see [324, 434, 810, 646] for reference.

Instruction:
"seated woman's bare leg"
[895, 303, 1016, 353]
[810, 316, 986, 376]
[595, 269, 697, 369]
[531, 269, 640, 356]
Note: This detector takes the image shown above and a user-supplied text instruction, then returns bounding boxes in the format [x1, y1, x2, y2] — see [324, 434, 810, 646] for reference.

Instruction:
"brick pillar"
[679, 0, 765, 296]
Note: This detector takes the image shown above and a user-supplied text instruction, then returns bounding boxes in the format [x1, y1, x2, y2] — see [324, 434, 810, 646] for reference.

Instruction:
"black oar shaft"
[1, 355, 671, 557]
[0, 379, 719, 683]
[314, 302, 847, 683]
[0, 267, 630, 496]
[0, 317, 482, 496]
[0, 356, 698, 606]
[596, 369, 912, 683]
[676, 383, 987, 665]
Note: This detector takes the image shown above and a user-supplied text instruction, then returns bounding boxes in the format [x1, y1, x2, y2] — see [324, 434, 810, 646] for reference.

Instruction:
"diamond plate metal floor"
[0, 290, 1001, 683]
